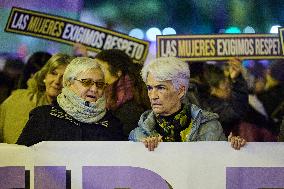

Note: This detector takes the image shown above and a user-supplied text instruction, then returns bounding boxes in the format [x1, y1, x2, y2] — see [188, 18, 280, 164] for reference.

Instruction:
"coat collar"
[138, 104, 219, 140]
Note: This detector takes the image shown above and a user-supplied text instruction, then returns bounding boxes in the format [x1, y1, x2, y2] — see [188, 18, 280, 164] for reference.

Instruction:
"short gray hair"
[141, 57, 190, 92]
[63, 57, 103, 87]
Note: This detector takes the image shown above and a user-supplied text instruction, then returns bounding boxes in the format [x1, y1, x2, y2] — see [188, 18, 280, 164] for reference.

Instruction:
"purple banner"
[83, 166, 169, 189]
[35, 166, 67, 189]
[226, 167, 284, 189]
[0, 166, 25, 188]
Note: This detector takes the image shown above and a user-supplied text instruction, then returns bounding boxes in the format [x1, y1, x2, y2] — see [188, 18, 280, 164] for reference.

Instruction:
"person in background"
[0, 53, 73, 144]
[200, 59, 249, 137]
[186, 61, 209, 106]
[257, 60, 284, 135]
[0, 57, 24, 102]
[17, 51, 52, 89]
[239, 60, 277, 141]
[17, 57, 126, 147]
[247, 60, 267, 95]
[0, 72, 13, 104]
[3, 57, 24, 90]
[95, 49, 150, 137]
[129, 57, 246, 151]
[245, 61, 269, 126]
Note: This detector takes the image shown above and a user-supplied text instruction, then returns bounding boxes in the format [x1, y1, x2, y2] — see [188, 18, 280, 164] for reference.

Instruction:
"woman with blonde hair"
[0, 53, 73, 144]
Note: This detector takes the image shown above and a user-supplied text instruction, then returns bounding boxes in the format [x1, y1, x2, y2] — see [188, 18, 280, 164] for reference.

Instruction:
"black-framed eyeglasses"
[74, 78, 106, 89]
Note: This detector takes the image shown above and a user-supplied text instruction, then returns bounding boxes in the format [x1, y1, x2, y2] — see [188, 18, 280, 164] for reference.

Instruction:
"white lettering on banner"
[11, 12, 30, 30]
[255, 38, 280, 55]
[103, 34, 144, 60]
[157, 35, 283, 61]
[62, 23, 106, 48]
[217, 39, 254, 56]
[0, 142, 284, 189]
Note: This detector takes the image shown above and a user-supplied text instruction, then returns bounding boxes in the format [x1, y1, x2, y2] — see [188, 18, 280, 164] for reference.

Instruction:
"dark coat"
[113, 100, 145, 137]
[257, 85, 284, 134]
[257, 85, 284, 119]
[17, 104, 127, 146]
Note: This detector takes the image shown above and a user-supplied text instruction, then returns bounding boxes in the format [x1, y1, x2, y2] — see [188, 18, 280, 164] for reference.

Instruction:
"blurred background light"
[225, 26, 241, 33]
[129, 28, 144, 39]
[79, 10, 95, 24]
[146, 27, 162, 42]
[243, 26, 255, 33]
[270, 25, 281, 33]
[79, 10, 106, 27]
[257, 59, 270, 67]
[162, 27, 176, 35]
[242, 60, 254, 68]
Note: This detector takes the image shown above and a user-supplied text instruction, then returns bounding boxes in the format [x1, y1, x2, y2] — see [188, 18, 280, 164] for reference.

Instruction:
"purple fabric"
[0, 166, 25, 188]
[35, 166, 66, 189]
[226, 167, 284, 189]
[83, 166, 169, 189]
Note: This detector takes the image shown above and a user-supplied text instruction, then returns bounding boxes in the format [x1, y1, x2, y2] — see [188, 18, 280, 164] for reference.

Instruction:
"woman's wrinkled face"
[69, 68, 106, 103]
[146, 73, 184, 116]
[45, 65, 67, 102]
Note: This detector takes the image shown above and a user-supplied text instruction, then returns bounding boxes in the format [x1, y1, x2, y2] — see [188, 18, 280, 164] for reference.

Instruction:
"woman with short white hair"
[141, 56, 190, 99]
[17, 57, 126, 146]
[129, 57, 246, 151]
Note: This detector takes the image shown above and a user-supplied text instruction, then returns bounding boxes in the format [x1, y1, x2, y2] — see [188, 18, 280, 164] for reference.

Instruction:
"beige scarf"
[57, 87, 106, 123]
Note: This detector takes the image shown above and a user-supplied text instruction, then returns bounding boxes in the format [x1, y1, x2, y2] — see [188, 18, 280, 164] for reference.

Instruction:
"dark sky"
[83, 0, 284, 34]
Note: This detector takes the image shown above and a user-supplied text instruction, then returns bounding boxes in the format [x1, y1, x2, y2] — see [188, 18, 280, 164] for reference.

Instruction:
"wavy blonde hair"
[27, 53, 74, 104]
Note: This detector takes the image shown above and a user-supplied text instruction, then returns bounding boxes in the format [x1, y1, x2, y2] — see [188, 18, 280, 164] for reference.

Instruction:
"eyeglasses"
[74, 78, 106, 89]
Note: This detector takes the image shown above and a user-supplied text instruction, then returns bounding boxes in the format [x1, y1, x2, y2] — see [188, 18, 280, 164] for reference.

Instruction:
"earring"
[43, 79, 46, 83]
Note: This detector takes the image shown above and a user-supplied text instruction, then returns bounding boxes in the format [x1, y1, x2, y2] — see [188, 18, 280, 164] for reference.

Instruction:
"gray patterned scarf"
[57, 87, 106, 123]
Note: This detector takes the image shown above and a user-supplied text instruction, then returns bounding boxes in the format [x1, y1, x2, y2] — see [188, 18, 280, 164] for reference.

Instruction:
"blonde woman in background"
[0, 53, 73, 144]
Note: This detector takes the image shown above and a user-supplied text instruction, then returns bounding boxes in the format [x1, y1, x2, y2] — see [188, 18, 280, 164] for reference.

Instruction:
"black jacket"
[17, 104, 127, 146]
[258, 85, 284, 118]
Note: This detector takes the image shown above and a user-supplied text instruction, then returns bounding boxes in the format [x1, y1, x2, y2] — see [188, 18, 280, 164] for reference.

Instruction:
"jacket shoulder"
[189, 104, 225, 141]
[200, 109, 220, 123]
[29, 105, 52, 115]
[129, 110, 156, 141]
[190, 104, 219, 122]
